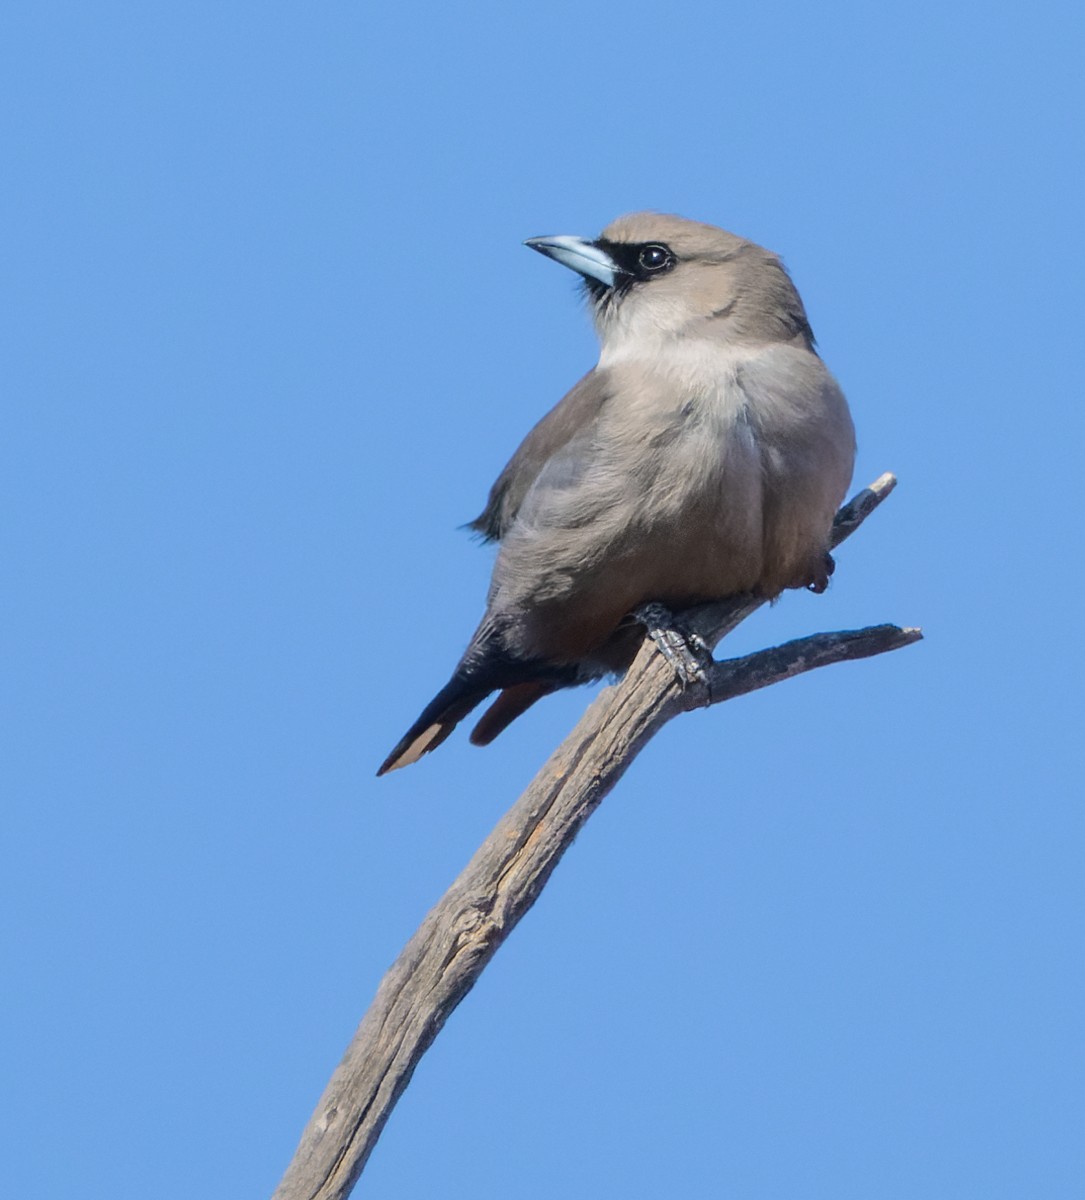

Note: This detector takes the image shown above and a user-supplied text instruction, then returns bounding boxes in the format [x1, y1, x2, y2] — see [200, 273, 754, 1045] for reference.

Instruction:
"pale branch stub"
[272, 472, 919, 1200]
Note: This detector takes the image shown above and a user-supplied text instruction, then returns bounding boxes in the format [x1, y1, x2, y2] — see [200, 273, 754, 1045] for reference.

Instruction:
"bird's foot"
[632, 603, 713, 688]
[806, 551, 836, 594]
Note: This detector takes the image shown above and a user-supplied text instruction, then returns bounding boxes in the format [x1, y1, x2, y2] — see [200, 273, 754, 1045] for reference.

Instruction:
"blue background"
[3, 2, 1081, 1196]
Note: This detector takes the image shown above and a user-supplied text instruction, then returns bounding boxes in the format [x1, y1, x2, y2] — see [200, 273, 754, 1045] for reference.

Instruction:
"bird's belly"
[503, 414, 767, 664]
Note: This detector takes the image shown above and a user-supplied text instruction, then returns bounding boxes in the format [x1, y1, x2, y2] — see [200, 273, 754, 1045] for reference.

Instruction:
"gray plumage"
[378, 213, 855, 775]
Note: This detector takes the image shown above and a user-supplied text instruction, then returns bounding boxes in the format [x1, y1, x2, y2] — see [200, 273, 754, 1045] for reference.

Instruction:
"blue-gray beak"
[524, 235, 622, 289]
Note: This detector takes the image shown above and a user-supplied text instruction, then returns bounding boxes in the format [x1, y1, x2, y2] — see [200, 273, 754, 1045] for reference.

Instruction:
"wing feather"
[468, 369, 610, 541]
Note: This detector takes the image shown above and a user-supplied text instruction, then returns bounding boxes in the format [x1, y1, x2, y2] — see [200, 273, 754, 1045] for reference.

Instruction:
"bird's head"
[525, 212, 814, 359]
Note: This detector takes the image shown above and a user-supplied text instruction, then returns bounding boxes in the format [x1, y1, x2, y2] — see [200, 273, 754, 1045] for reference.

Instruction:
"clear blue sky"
[3, 2, 1082, 1196]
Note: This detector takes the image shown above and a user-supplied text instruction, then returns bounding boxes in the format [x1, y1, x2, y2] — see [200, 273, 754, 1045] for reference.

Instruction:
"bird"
[377, 212, 856, 775]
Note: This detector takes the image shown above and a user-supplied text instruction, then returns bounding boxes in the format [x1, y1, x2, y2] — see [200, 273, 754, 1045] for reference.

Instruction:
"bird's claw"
[806, 551, 836, 594]
[633, 603, 713, 689]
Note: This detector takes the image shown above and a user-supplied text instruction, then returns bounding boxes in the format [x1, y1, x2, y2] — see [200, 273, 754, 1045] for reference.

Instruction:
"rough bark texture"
[272, 473, 917, 1200]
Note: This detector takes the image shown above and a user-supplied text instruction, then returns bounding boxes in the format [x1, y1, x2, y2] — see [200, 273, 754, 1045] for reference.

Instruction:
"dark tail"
[468, 681, 558, 746]
[377, 618, 584, 775]
[377, 671, 494, 776]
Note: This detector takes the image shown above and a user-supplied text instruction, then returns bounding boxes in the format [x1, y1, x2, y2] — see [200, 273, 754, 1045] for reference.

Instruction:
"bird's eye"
[638, 244, 672, 271]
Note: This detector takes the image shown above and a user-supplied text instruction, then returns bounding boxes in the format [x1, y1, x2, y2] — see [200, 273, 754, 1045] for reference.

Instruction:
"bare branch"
[700, 623, 922, 709]
[271, 474, 918, 1200]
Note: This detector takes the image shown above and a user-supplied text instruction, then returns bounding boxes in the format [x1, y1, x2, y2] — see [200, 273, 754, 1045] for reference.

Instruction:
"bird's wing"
[468, 368, 610, 542]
